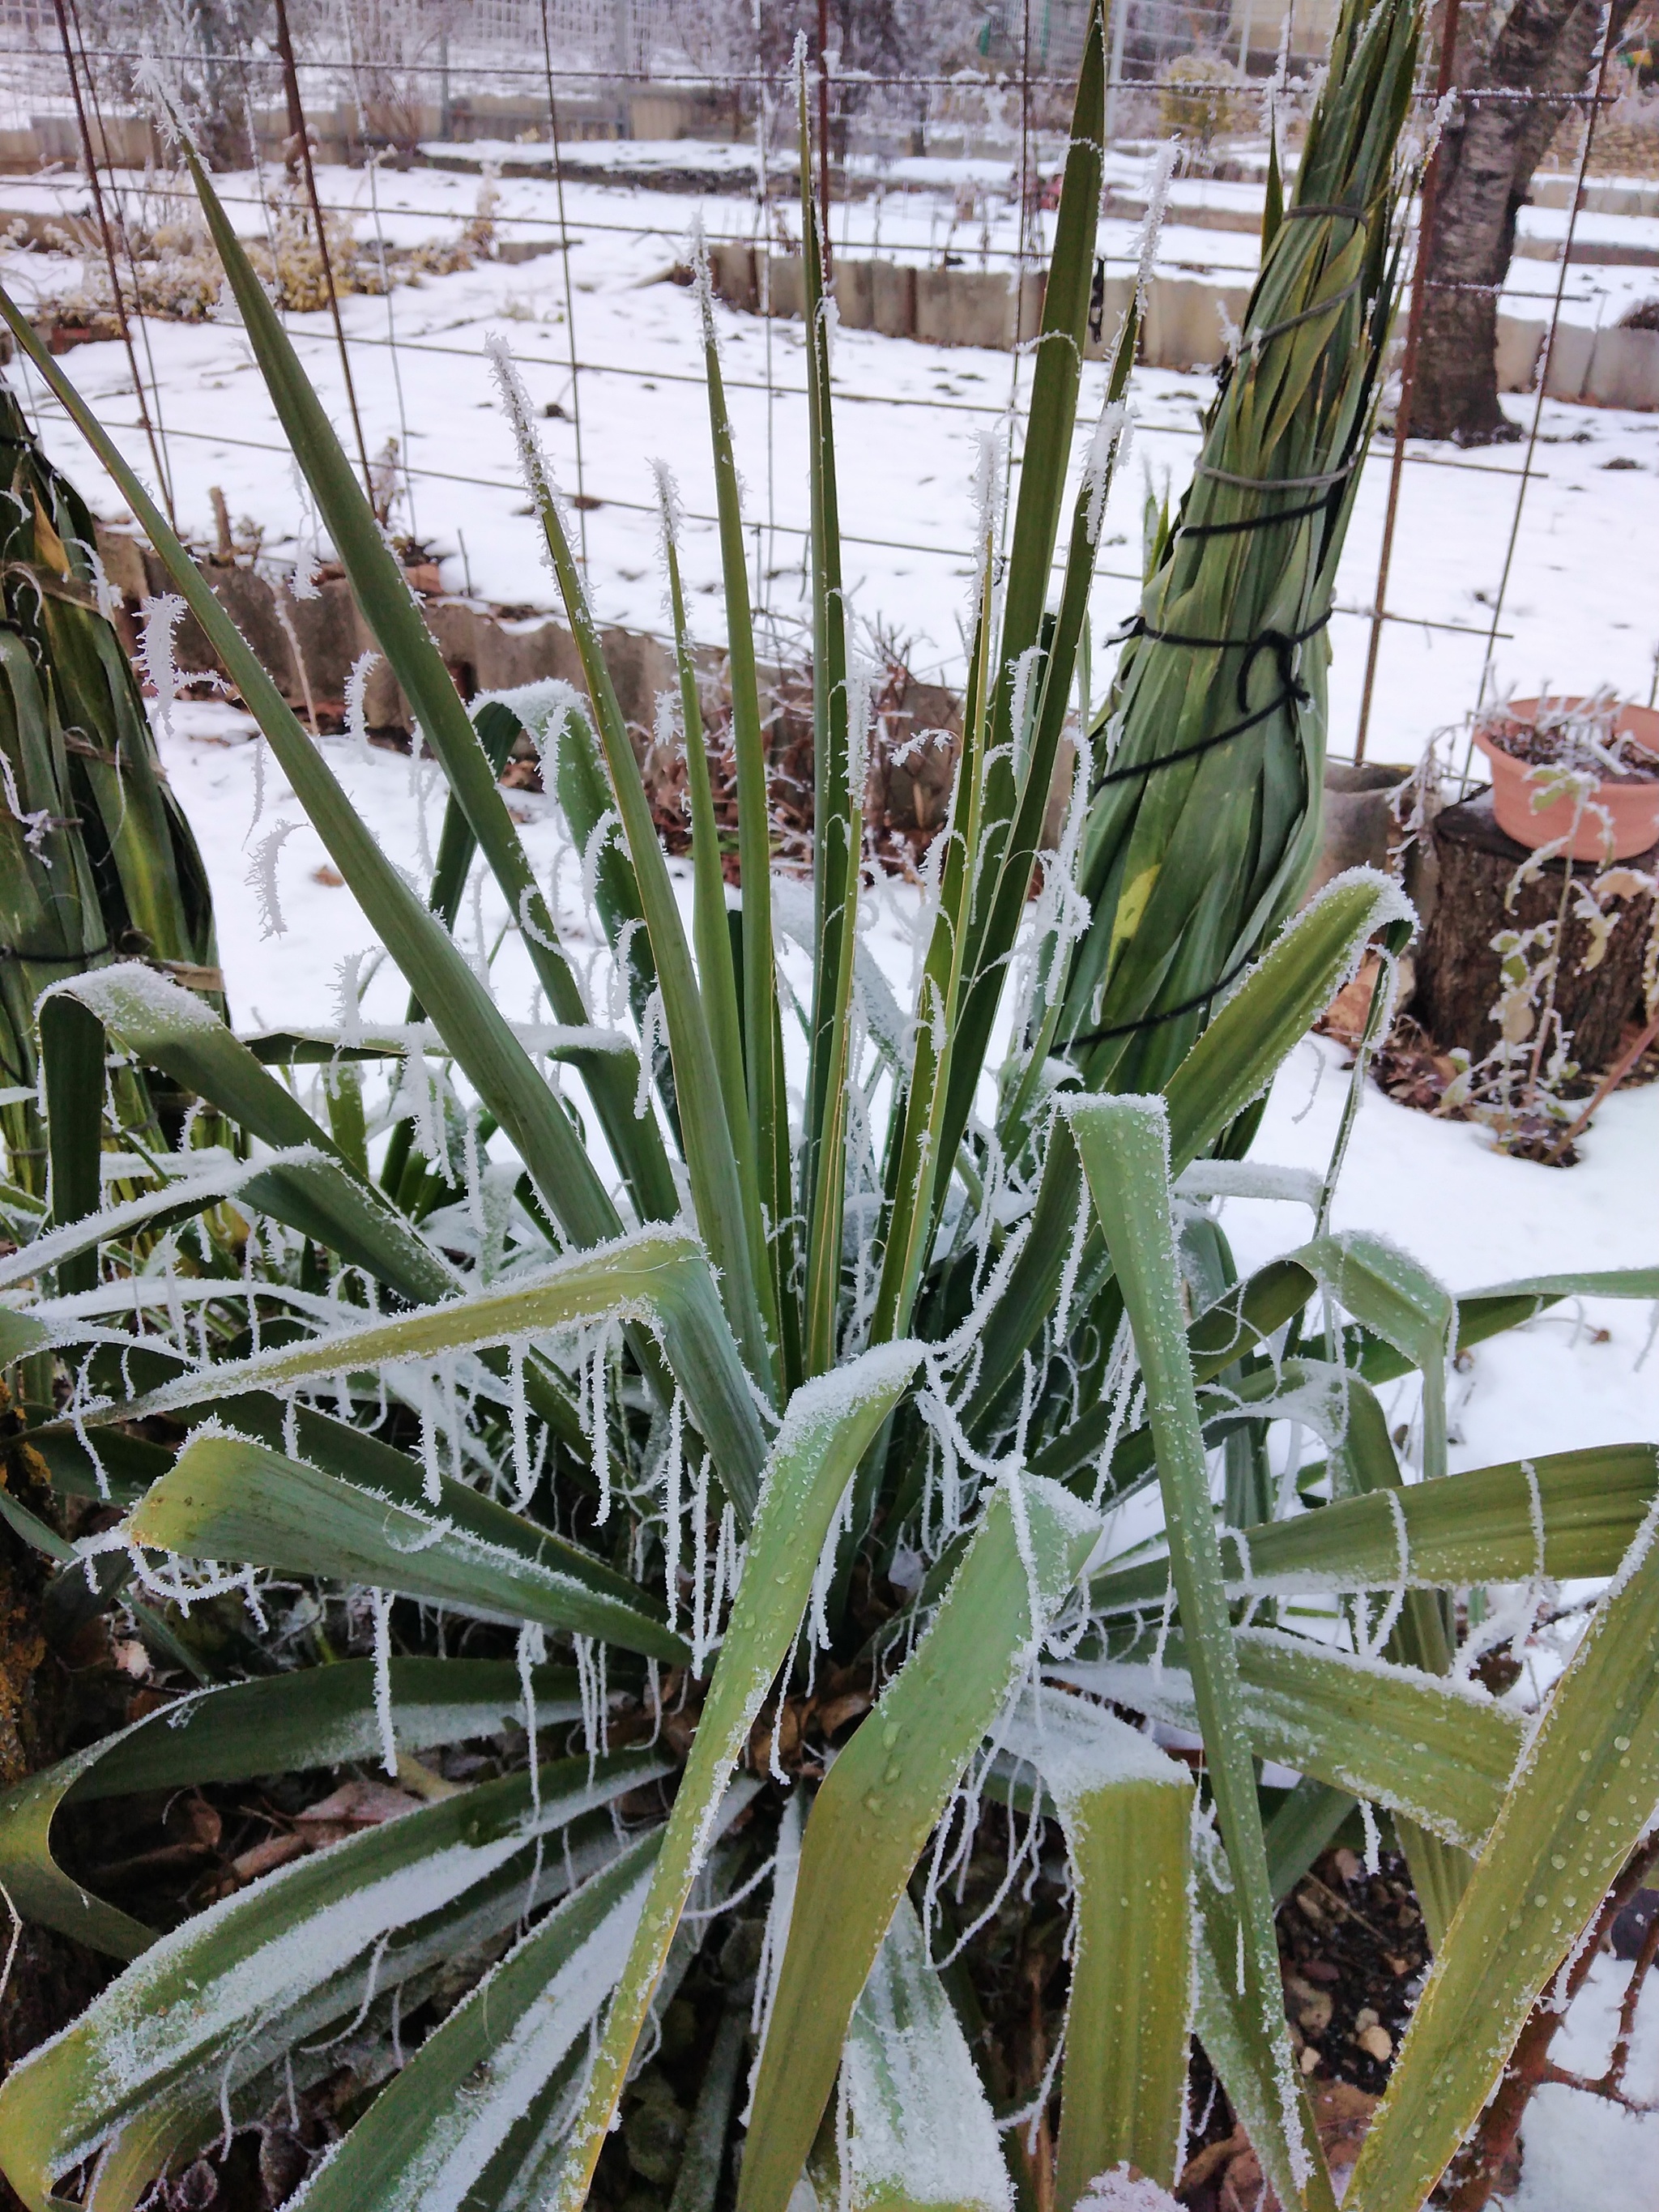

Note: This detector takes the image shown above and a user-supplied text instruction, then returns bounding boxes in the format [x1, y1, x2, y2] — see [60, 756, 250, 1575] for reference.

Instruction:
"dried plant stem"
[1546, 1004, 1659, 1162]
[1444, 1834, 1659, 2212]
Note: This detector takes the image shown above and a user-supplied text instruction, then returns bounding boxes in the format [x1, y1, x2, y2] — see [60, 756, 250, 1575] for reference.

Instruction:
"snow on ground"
[1508, 1950, 1659, 2210]
[157, 690, 1659, 2200]
[1, 153, 1655, 754]
[10, 132, 1659, 2193]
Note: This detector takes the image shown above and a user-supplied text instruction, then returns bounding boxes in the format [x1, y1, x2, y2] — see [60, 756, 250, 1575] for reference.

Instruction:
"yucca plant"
[0, 380, 222, 1228]
[1054, 0, 1420, 1100]
[0, 15, 1655, 2212]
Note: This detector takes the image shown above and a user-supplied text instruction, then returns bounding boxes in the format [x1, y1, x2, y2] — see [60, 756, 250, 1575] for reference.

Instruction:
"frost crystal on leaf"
[245, 819, 303, 939]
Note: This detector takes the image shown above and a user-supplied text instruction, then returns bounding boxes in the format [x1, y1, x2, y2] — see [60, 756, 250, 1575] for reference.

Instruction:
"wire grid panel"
[0, 2, 1633, 749]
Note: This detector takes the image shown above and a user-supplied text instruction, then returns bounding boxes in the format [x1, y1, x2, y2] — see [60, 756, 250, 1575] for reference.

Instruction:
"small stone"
[1301, 2044, 1321, 2074]
[1354, 2006, 1379, 2031]
[1356, 2023, 1393, 2062]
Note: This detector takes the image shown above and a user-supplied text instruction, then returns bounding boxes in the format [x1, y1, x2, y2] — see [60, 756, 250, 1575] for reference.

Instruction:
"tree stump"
[1414, 793, 1656, 1074]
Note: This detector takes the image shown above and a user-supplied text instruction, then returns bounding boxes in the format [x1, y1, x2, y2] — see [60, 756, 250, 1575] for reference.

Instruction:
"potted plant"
[1471, 692, 1659, 861]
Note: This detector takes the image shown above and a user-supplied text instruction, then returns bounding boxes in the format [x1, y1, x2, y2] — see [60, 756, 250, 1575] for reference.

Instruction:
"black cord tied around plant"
[1065, 944, 1259, 1050]
[0, 940, 109, 964]
[1068, 595, 1333, 1044]
[1175, 455, 1358, 544]
[1089, 606, 1333, 800]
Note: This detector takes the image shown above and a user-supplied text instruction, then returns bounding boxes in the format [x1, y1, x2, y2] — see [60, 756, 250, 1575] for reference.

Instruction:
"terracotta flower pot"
[1472, 697, 1659, 863]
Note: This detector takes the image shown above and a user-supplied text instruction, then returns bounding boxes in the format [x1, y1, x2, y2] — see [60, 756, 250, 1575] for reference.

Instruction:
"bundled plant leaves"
[0, 379, 221, 1210]
[0, 14, 1654, 2212]
[1057, 0, 1420, 1095]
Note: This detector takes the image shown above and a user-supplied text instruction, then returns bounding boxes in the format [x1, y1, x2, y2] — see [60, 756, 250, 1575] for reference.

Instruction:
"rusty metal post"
[52, 0, 174, 521]
[817, 0, 832, 279]
[272, 0, 374, 501]
[1353, 0, 1464, 763]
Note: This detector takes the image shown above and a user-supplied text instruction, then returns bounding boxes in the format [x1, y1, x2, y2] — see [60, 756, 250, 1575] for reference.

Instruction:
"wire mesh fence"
[0, 0, 1649, 761]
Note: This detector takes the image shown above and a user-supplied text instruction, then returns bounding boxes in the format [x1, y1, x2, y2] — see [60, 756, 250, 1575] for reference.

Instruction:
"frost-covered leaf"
[0, 1657, 592, 1956]
[1302, 1234, 1455, 1479]
[839, 1894, 1011, 2212]
[58, 1229, 766, 1524]
[287, 1832, 660, 2212]
[1346, 1494, 1659, 2209]
[1192, 1845, 1333, 2212]
[1068, 1094, 1314, 2203]
[130, 1426, 687, 1662]
[1056, 1629, 1523, 1852]
[550, 1344, 926, 2210]
[1001, 1690, 1192, 2199]
[738, 1473, 1102, 2212]
[1090, 1443, 1659, 1609]
[0, 1752, 668, 2206]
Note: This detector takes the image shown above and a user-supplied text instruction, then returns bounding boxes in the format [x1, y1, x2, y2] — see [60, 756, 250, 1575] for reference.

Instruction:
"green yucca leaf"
[1300, 1251, 1470, 1940]
[129, 1427, 686, 1661]
[86, 1657, 589, 1797]
[1346, 1497, 1659, 2209]
[871, 531, 998, 1349]
[689, 249, 795, 1383]
[836, 1894, 1013, 2212]
[966, 869, 1408, 1434]
[0, 1311, 49, 1368]
[38, 991, 103, 1295]
[0, 294, 622, 1254]
[279, 1831, 663, 2212]
[0, 1657, 588, 1957]
[175, 146, 678, 1234]
[549, 1343, 922, 2211]
[47, 963, 351, 1165]
[795, 63, 854, 1293]
[1090, 1443, 1659, 1610]
[737, 1474, 1101, 2212]
[1304, 1234, 1454, 1481]
[667, 2008, 747, 2212]
[48, 1229, 766, 1522]
[1358, 1263, 1659, 1384]
[1064, 1627, 1523, 1852]
[1000, 1691, 1193, 2201]
[1266, 1779, 1360, 1903]
[0, 1140, 445, 1311]
[0, 379, 220, 1199]
[792, 72, 864, 1380]
[1193, 1850, 1337, 2212]
[1069, 1094, 1310, 2193]
[422, 698, 524, 951]
[68, 1805, 659, 2212]
[0, 1752, 666, 2210]
[942, 0, 1118, 1182]
[488, 339, 775, 1400]
[655, 469, 755, 1264]
[1031, 1256, 1316, 1482]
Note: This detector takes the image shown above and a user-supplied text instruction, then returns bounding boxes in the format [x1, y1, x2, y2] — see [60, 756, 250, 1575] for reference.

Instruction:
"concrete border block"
[1583, 325, 1659, 411]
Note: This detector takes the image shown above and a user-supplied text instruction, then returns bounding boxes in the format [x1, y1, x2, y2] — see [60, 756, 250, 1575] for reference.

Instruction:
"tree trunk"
[1414, 795, 1654, 1072]
[1413, 0, 1635, 445]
